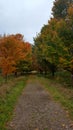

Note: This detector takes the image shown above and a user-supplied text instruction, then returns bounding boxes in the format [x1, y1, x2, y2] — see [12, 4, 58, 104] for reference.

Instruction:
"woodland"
[0, 0, 73, 85]
[0, 1, 73, 129]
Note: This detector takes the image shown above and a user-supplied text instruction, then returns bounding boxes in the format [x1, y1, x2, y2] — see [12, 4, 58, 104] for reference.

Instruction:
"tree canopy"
[52, 0, 73, 19]
[0, 34, 32, 78]
[33, 0, 73, 75]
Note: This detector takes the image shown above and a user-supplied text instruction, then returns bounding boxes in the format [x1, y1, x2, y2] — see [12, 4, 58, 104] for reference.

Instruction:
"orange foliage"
[68, 5, 73, 18]
[0, 34, 32, 76]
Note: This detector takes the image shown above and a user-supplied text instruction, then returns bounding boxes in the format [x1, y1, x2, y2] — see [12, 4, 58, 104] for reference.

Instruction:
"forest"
[0, 0, 73, 86]
[33, 0, 73, 86]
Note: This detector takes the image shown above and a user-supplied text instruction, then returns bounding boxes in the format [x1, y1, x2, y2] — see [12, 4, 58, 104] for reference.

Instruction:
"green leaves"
[33, 1, 73, 75]
[52, 0, 73, 19]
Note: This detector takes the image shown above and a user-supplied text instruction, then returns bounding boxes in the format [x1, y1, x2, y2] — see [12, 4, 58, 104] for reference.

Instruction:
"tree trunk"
[71, 72, 73, 87]
[14, 71, 17, 77]
[52, 71, 55, 77]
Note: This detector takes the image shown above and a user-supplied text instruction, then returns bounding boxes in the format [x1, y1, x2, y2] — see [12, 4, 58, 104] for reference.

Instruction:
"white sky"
[0, 0, 54, 43]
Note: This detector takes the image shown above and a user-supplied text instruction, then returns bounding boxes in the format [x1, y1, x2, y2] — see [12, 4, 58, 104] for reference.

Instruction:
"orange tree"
[16, 41, 32, 74]
[0, 34, 32, 80]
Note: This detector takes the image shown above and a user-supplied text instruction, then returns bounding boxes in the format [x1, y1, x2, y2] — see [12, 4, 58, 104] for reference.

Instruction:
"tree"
[52, 0, 73, 19]
[0, 34, 32, 80]
[55, 6, 73, 74]
[16, 42, 32, 74]
[33, 19, 61, 76]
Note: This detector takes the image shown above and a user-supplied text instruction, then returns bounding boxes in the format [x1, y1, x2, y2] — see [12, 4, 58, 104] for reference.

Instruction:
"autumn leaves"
[0, 34, 32, 78]
[0, 0, 73, 80]
[33, 0, 73, 76]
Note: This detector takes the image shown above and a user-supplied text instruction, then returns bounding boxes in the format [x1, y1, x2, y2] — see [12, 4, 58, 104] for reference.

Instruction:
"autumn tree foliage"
[34, 19, 63, 76]
[0, 0, 73, 83]
[33, 1, 73, 78]
[0, 34, 32, 79]
[16, 41, 32, 73]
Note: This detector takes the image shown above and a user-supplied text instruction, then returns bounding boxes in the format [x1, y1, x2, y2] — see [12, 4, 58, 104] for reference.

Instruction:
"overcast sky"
[0, 0, 54, 43]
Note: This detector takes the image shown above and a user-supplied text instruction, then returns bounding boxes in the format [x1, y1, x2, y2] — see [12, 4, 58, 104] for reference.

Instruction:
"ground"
[7, 76, 73, 130]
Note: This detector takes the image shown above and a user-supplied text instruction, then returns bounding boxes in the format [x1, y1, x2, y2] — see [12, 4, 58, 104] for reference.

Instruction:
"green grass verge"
[37, 76, 73, 120]
[0, 76, 28, 130]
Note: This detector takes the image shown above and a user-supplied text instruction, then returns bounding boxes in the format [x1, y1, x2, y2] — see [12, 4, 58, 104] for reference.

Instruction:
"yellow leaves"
[48, 18, 57, 30]
[62, 123, 66, 127]
[59, 57, 65, 63]
[61, 123, 68, 129]
[56, 19, 66, 30]
[68, 5, 73, 18]
[63, 47, 68, 51]
[66, 110, 69, 118]
[54, 111, 58, 114]
[35, 128, 38, 130]
[51, 31, 58, 42]
[70, 59, 73, 69]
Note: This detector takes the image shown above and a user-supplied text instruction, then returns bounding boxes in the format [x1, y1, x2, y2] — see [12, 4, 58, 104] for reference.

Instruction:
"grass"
[38, 70, 72, 87]
[0, 74, 73, 129]
[0, 76, 28, 130]
[55, 70, 72, 87]
[37, 76, 73, 120]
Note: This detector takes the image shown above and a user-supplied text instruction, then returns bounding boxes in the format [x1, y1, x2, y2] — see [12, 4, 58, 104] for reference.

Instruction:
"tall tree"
[0, 34, 32, 79]
[16, 42, 32, 73]
[34, 19, 62, 76]
[55, 6, 73, 74]
[52, 0, 73, 19]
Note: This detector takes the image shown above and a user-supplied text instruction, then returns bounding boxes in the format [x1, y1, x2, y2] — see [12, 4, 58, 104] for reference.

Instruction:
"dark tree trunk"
[50, 64, 56, 77]
[14, 71, 18, 77]
[52, 70, 55, 77]
[71, 70, 73, 87]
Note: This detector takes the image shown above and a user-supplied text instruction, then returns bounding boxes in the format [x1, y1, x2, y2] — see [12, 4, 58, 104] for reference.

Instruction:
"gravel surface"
[7, 78, 73, 130]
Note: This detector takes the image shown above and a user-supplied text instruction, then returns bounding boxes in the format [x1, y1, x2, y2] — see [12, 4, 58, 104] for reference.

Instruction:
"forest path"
[8, 76, 73, 130]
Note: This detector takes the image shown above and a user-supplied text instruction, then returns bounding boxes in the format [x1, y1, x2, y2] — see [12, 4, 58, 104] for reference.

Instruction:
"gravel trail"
[7, 77, 73, 130]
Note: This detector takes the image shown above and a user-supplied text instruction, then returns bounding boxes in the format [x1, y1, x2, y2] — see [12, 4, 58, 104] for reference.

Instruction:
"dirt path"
[8, 77, 73, 130]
